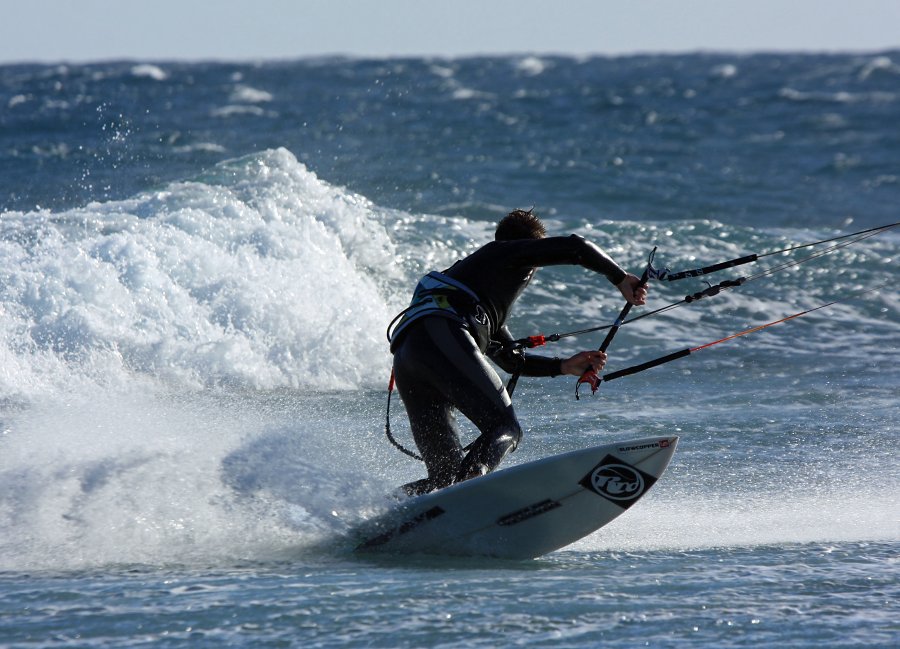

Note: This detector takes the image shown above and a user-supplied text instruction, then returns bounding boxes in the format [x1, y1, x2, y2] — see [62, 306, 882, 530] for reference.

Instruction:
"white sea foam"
[858, 55, 900, 81]
[210, 104, 272, 118]
[172, 142, 228, 154]
[130, 64, 168, 81]
[516, 56, 547, 76]
[0, 148, 408, 399]
[779, 87, 898, 104]
[229, 84, 274, 103]
[710, 63, 738, 79]
[429, 64, 455, 79]
[7, 94, 29, 108]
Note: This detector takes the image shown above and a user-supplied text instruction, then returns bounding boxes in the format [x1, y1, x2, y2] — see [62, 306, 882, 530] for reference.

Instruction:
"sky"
[2, 0, 899, 63]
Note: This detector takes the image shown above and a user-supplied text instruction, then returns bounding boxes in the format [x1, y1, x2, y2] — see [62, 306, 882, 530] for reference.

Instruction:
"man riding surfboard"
[388, 209, 647, 496]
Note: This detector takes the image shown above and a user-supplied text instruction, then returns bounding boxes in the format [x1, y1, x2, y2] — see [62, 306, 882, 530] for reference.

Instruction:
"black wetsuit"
[390, 235, 626, 495]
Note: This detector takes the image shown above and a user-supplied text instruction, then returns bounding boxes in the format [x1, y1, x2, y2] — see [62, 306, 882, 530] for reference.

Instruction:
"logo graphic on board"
[579, 455, 657, 509]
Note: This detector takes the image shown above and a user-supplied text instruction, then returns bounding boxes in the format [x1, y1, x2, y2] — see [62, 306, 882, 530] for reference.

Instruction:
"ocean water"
[1, 53, 898, 647]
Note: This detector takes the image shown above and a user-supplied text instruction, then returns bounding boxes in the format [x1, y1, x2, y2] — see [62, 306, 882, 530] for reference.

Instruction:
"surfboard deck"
[353, 435, 678, 559]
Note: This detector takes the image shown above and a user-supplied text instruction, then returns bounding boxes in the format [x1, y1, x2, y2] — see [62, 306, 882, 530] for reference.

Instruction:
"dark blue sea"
[1, 53, 898, 648]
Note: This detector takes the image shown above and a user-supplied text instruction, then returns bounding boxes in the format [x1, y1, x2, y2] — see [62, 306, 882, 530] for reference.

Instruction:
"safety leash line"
[384, 369, 424, 461]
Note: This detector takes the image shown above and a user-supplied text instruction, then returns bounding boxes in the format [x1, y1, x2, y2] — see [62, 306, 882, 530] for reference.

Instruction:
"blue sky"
[2, 0, 899, 63]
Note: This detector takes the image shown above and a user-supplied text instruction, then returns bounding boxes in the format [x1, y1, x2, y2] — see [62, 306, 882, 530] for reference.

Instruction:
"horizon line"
[3, 46, 899, 67]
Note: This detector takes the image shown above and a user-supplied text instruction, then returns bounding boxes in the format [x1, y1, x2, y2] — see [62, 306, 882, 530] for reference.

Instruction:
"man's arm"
[487, 327, 611, 378]
[506, 235, 628, 286]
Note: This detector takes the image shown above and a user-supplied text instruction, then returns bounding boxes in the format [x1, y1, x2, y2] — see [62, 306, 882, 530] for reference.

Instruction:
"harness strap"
[386, 271, 483, 344]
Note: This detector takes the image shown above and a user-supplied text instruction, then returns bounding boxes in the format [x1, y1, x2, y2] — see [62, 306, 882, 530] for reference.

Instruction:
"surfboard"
[354, 435, 678, 559]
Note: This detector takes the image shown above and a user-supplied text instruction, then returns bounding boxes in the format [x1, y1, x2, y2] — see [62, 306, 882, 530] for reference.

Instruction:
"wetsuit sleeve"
[508, 235, 627, 285]
[487, 327, 563, 378]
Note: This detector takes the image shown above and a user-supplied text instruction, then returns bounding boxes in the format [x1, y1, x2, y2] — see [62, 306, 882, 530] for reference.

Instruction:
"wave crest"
[0, 148, 403, 398]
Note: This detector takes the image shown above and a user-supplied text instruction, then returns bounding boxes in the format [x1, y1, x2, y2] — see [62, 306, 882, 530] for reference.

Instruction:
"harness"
[386, 271, 486, 347]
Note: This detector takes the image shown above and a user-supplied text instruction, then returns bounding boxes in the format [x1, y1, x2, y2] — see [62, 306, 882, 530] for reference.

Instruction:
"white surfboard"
[354, 435, 678, 559]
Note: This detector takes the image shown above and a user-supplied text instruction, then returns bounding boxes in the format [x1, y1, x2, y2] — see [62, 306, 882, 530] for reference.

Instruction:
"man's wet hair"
[495, 208, 547, 241]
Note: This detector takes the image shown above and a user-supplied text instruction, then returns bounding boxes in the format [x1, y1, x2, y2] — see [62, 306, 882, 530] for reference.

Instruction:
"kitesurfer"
[388, 209, 648, 496]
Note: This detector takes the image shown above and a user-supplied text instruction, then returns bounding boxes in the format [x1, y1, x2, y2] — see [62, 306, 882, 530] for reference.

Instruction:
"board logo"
[579, 455, 658, 509]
